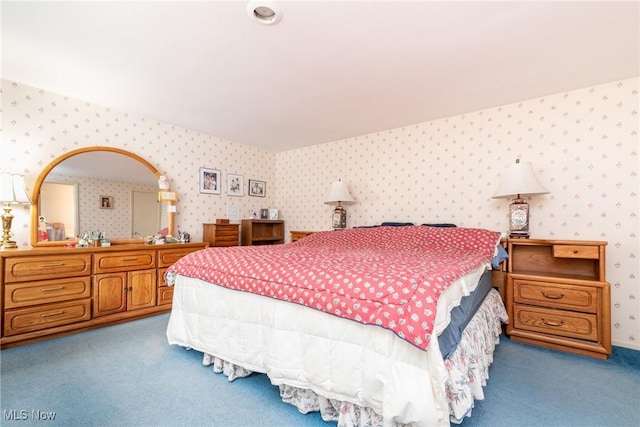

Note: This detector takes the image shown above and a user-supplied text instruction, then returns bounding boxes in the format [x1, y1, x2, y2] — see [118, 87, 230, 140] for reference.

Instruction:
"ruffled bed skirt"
[198, 290, 507, 426]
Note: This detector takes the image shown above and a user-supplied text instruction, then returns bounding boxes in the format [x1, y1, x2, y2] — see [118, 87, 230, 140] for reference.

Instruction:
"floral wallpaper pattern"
[1, 77, 638, 349]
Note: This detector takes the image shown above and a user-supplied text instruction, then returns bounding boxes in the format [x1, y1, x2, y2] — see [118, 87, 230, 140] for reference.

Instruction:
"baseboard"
[612, 340, 640, 352]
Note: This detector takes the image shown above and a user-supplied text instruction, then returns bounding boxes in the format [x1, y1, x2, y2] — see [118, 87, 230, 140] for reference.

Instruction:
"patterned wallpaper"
[1, 77, 638, 349]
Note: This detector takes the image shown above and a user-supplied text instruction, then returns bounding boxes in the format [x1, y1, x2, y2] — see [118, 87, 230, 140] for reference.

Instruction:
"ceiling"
[3, 1, 639, 153]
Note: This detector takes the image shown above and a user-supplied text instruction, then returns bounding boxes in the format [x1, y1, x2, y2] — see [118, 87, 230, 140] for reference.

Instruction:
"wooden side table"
[506, 238, 611, 359]
[202, 223, 240, 247]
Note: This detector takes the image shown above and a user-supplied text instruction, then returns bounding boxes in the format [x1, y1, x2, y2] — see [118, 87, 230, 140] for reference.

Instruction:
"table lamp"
[324, 180, 355, 229]
[0, 173, 32, 249]
[492, 159, 549, 238]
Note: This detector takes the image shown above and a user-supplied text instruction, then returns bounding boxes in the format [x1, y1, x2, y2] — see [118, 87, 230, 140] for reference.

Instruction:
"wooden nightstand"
[290, 230, 317, 242]
[506, 239, 611, 359]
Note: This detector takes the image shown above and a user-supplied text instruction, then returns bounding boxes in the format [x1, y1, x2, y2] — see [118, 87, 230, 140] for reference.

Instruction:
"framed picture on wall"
[100, 196, 114, 209]
[227, 173, 244, 197]
[199, 167, 221, 195]
[248, 179, 266, 197]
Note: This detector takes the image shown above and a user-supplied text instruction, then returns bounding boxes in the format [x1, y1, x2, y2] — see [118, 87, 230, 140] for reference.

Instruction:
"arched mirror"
[30, 146, 175, 247]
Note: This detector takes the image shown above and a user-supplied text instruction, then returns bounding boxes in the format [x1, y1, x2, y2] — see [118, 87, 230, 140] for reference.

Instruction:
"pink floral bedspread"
[168, 226, 500, 350]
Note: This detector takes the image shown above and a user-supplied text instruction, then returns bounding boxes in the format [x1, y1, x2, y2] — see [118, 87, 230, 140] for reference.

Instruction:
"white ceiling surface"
[3, 1, 639, 153]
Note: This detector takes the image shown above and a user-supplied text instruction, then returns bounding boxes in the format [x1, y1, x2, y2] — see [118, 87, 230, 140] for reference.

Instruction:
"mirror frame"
[30, 146, 174, 247]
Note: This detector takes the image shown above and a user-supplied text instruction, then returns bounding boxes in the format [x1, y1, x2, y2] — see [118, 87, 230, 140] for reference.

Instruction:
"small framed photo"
[100, 196, 114, 209]
[269, 208, 279, 220]
[260, 208, 269, 219]
[199, 168, 221, 195]
[248, 179, 266, 197]
[227, 173, 244, 197]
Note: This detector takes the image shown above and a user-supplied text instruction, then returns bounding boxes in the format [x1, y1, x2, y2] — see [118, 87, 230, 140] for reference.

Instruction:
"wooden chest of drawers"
[202, 223, 239, 247]
[506, 239, 611, 359]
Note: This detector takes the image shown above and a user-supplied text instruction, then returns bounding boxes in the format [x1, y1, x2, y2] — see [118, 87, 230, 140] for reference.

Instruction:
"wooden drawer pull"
[41, 311, 65, 318]
[542, 318, 565, 327]
[40, 286, 65, 292]
[121, 258, 140, 262]
[41, 262, 65, 268]
[541, 291, 565, 300]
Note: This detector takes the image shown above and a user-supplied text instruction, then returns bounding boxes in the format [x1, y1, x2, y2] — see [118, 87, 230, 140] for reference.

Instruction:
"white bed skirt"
[166, 270, 507, 427]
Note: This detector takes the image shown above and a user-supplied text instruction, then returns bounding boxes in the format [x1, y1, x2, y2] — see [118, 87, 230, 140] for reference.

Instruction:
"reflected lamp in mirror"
[158, 191, 177, 202]
[0, 173, 32, 249]
[324, 180, 355, 229]
[492, 159, 549, 239]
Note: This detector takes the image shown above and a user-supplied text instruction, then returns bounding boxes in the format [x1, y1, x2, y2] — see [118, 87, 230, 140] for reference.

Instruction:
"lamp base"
[2, 207, 18, 250]
[1, 240, 18, 250]
[508, 197, 530, 239]
[331, 205, 347, 229]
[509, 231, 530, 239]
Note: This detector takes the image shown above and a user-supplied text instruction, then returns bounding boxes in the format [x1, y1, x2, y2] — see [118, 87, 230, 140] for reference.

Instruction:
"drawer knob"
[542, 318, 565, 327]
[541, 291, 565, 300]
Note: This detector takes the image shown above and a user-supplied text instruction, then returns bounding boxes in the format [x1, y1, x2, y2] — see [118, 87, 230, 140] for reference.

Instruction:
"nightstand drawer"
[513, 304, 598, 342]
[553, 245, 599, 259]
[512, 279, 598, 313]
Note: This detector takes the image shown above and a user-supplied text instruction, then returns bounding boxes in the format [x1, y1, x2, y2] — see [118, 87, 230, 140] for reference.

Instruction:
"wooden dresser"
[1, 242, 206, 349]
[506, 239, 611, 359]
[202, 223, 240, 247]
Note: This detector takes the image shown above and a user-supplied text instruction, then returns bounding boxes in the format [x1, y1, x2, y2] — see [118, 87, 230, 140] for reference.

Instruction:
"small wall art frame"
[100, 196, 114, 209]
[227, 173, 244, 197]
[248, 179, 266, 197]
[199, 167, 221, 195]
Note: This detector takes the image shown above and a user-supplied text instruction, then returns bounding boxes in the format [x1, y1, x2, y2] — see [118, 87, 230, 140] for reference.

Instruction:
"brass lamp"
[324, 180, 355, 229]
[0, 173, 32, 249]
[492, 159, 549, 239]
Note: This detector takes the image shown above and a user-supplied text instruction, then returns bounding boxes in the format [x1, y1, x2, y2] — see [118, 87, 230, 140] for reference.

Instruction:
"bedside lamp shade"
[324, 180, 355, 229]
[493, 159, 548, 238]
[0, 173, 32, 249]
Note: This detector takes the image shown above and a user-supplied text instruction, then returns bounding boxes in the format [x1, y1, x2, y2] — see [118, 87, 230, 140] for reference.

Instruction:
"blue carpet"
[1, 314, 638, 426]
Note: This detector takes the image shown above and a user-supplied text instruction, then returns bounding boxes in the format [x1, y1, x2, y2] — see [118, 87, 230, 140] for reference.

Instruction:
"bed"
[166, 225, 508, 426]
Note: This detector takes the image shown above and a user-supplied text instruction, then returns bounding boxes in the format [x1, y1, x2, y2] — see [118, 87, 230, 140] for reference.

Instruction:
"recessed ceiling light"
[247, 0, 283, 25]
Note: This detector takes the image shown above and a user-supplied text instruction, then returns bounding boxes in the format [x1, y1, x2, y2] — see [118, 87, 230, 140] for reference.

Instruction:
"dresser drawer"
[513, 304, 598, 342]
[158, 286, 174, 305]
[553, 245, 599, 259]
[513, 279, 598, 313]
[94, 251, 155, 273]
[157, 248, 198, 267]
[214, 226, 240, 236]
[4, 299, 91, 336]
[4, 254, 92, 283]
[5, 277, 91, 309]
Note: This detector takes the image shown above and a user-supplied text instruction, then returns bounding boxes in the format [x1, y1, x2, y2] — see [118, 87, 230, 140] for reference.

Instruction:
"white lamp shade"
[324, 180, 355, 205]
[493, 160, 549, 199]
[0, 173, 32, 205]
